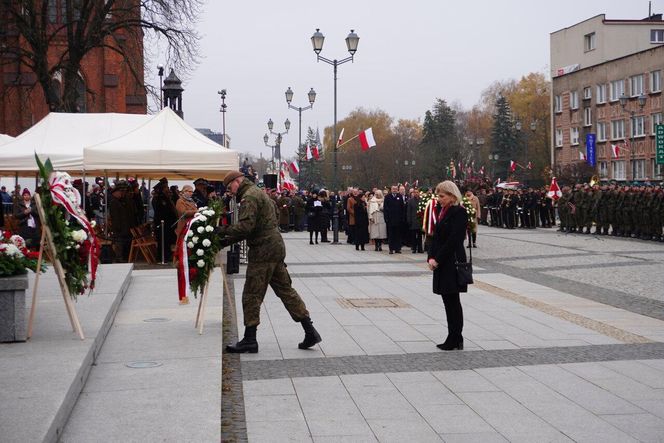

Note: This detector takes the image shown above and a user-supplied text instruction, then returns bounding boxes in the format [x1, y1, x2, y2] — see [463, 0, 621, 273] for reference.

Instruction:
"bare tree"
[0, 0, 201, 112]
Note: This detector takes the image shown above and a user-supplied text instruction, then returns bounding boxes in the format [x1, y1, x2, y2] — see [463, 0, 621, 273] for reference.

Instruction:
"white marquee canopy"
[0, 134, 14, 146]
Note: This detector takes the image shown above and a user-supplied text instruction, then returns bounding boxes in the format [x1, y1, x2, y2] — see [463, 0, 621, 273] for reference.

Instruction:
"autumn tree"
[0, 0, 201, 112]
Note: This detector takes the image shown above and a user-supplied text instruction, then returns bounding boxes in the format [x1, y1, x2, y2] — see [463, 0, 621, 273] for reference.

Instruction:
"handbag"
[454, 231, 473, 285]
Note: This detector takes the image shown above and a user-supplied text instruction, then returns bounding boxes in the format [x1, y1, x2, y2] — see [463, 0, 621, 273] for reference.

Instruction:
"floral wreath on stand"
[0, 231, 44, 277]
[36, 155, 101, 298]
[461, 195, 477, 233]
[176, 199, 223, 300]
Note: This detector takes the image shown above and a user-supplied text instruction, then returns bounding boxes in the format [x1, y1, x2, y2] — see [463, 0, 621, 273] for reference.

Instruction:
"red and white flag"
[290, 160, 300, 175]
[337, 128, 345, 147]
[305, 144, 312, 160]
[479, 166, 485, 175]
[547, 177, 562, 200]
[359, 128, 376, 151]
[311, 144, 320, 160]
[279, 170, 285, 180]
[611, 144, 621, 158]
[578, 150, 586, 161]
[526, 161, 532, 170]
[509, 160, 517, 173]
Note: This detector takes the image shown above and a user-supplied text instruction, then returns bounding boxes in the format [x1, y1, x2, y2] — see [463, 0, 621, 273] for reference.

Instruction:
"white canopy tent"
[0, 134, 14, 146]
[0, 113, 152, 175]
[84, 107, 239, 180]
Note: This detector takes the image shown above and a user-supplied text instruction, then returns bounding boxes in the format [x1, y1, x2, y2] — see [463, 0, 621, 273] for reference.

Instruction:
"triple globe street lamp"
[263, 118, 290, 186]
[311, 27, 359, 243]
[285, 87, 317, 160]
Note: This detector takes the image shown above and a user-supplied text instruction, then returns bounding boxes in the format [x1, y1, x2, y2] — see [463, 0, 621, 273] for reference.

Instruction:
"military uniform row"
[485, 189, 555, 229]
[558, 185, 664, 241]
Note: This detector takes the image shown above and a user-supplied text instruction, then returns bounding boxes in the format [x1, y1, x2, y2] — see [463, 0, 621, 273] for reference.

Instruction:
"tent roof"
[0, 134, 14, 146]
[84, 107, 239, 180]
[0, 112, 151, 174]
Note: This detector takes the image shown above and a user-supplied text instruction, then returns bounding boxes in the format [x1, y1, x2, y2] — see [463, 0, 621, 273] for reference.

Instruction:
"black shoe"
[395, 250, 401, 254]
[472, 244, 477, 248]
[226, 326, 258, 353]
[437, 340, 464, 351]
[389, 250, 393, 254]
[379, 246, 383, 251]
[361, 245, 365, 251]
[299, 318, 322, 349]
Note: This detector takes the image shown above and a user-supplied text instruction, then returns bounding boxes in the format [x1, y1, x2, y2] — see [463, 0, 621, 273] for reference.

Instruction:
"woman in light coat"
[368, 190, 387, 251]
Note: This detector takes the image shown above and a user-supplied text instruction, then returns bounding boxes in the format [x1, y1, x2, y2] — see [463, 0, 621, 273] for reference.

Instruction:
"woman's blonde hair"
[374, 189, 384, 199]
[434, 181, 462, 205]
[182, 185, 193, 192]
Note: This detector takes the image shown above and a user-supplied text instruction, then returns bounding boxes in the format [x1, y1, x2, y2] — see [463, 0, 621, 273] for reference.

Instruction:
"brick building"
[0, 1, 146, 137]
[550, 13, 664, 182]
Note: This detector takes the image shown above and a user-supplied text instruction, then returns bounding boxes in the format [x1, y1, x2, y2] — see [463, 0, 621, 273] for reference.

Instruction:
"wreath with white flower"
[177, 199, 223, 298]
[461, 196, 477, 230]
[0, 230, 45, 277]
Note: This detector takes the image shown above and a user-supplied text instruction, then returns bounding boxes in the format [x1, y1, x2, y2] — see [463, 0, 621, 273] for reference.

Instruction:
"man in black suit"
[383, 185, 406, 254]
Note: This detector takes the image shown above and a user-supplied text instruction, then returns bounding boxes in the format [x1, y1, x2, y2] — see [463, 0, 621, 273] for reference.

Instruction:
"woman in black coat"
[305, 192, 321, 244]
[317, 191, 332, 243]
[353, 193, 370, 250]
[427, 181, 468, 351]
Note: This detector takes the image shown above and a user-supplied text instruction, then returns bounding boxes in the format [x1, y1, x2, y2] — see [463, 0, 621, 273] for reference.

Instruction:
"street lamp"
[266, 118, 290, 185]
[285, 87, 316, 181]
[311, 28, 359, 243]
[489, 153, 500, 180]
[619, 93, 647, 181]
[157, 65, 164, 108]
[218, 89, 227, 148]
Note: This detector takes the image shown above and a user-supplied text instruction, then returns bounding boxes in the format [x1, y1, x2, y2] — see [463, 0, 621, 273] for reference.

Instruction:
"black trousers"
[387, 224, 402, 252]
[442, 293, 463, 341]
[410, 229, 423, 252]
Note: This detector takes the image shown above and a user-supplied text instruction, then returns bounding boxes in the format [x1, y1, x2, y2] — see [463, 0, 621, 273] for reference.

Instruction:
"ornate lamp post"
[619, 93, 647, 181]
[285, 87, 316, 154]
[265, 118, 290, 185]
[157, 65, 164, 109]
[218, 89, 227, 148]
[311, 28, 359, 243]
[489, 153, 500, 181]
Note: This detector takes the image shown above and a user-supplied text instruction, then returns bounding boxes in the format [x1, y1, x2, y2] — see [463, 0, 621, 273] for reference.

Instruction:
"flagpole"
[337, 134, 359, 149]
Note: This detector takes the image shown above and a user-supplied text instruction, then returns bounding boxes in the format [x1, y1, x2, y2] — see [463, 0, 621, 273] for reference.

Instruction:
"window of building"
[633, 159, 646, 179]
[583, 108, 592, 127]
[653, 160, 664, 179]
[584, 32, 596, 51]
[555, 128, 563, 147]
[597, 122, 607, 141]
[630, 74, 645, 96]
[599, 161, 608, 178]
[554, 95, 562, 113]
[596, 84, 607, 104]
[583, 87, 592, 99]
[612, 161, 626, 180]
[611, 119, 625, 140]
[631, 116, 646, 137]
[651, 70, 662, 93]
[570, 127, 580, 145]
[569, 91, 579, 110]
[651, 29, 664, 43]
[610, 80, 624, 102]
[652, 112, 663, 134]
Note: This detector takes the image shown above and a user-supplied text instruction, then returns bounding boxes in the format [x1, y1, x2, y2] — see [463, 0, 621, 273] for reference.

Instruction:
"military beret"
[222, 171, 244, 187]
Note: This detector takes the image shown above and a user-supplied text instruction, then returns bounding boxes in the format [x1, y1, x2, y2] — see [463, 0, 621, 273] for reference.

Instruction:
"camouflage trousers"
[241, 261, 309, 327]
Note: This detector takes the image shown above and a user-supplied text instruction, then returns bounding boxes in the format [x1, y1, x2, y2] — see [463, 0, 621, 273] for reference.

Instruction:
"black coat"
[428, 204, 468, 295]
[384, 193, 406, 227]
[353, 199, 369, 245]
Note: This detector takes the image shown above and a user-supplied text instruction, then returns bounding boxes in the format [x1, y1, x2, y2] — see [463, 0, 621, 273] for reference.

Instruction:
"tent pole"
[147, 178, 152, 224]
[160, 220, 165, 264]
[81, 170, 86, 212]
[104, 171, 109, 237]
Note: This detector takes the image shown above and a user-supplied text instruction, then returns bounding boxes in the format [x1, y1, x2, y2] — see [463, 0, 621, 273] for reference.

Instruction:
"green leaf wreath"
[185, 199, 223, 297]
[461, 196, 477, 231]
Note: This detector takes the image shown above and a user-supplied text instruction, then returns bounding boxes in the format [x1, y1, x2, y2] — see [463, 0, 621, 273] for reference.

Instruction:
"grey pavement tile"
[432, 370, 500, 393]
[439, 432, 508, 443]
[599, 413, 664, 443]
[520, 364, 644, 415]
[365, 418, 442, 443]
[458, 391, 572, 442]
[601, 360, 664, 389]
[246, 419, 313, 443]
[417, 404, 495, 435]
[630, 399, 664, 420]
[243, 394, 306, 422]
[563, 362, 664, 402]
[313, 436, 378, 443]
[343, 325, 404, 355]
[243, 378, 295, 397]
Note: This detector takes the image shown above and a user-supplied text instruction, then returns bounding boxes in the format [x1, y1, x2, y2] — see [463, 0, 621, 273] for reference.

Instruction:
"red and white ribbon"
[176, 212, 204, 300]
[48, 172, 101, 289]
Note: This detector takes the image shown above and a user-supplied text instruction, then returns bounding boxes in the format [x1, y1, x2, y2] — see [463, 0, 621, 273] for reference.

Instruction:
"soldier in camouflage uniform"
[655, 188, 664, 241]
[594, 185, 608, 234]
[216, 171, 322, 353]
[557, 187, 570, 232]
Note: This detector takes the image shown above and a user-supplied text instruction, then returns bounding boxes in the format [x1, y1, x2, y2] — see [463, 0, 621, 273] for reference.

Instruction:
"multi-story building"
[0, 1, 146, 136]
[551, 13, 664, 182]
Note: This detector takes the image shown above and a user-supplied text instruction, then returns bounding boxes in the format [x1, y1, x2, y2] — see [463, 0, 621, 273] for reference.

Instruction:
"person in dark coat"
[13, 188, 41, 248]
[406, 189, 423, 253]
[317, 191, 332, 242]
[109, 182, 135, 262]
[427, 181, 468, 351]
[353, 192, 369, 250]
[383, 185, 406, 254]
[305, 192, 321, 244]
[152, 182, 177, 262]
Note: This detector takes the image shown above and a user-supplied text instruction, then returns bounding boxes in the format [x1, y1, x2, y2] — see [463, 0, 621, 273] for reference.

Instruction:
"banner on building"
[586, 133, 596, 167]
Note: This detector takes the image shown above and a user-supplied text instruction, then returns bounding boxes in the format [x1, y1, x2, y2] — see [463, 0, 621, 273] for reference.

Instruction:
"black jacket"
[428, 204, 468, 295]
[383, 193, 406, 227]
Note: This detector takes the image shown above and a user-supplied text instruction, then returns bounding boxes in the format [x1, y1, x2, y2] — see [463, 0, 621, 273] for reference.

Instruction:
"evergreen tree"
[420, 99, 460, 183]
[296, 127, 324, 190]
[490, 95, 518, 179]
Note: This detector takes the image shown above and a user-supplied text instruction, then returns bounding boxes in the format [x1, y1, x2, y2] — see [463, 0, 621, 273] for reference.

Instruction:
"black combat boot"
[226, 326, 258, 353]
[298, 317, 322, 349]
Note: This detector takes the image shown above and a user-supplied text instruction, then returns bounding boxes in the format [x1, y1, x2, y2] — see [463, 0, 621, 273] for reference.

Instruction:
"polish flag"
[290, 160, 300, 175]
[509, 160, 517, 173]
[611, 144, 621, 158]
[337, 128, 345, 147]
[279, 170, 285, 180]
[359, 128, 376, 151]
[527, 161, 532, 170]
[305, 144, 312, 160]
[282, 161, 289, 170]
[479, 166, 485, 175]
[547, 177, 562, 200]
[311, 144, 320, 160]
[578, 150, 586, 161]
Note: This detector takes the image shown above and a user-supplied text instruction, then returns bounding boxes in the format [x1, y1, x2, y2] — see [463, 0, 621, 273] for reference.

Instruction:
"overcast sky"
[153, 0, 655, 161]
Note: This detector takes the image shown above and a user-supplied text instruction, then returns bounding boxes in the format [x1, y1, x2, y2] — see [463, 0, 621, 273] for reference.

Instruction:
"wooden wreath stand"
[27, 194, 85, 340]
[193, 262, 234, 335]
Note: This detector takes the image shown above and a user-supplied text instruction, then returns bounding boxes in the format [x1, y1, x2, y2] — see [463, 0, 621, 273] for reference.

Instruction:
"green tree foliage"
[420, 99, 461, 184]
[296, 127, 324, 191]
[491, 95, 518, 179]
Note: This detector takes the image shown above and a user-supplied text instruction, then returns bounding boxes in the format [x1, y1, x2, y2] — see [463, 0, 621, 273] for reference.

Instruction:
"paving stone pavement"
[224, 227, 664, 442]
